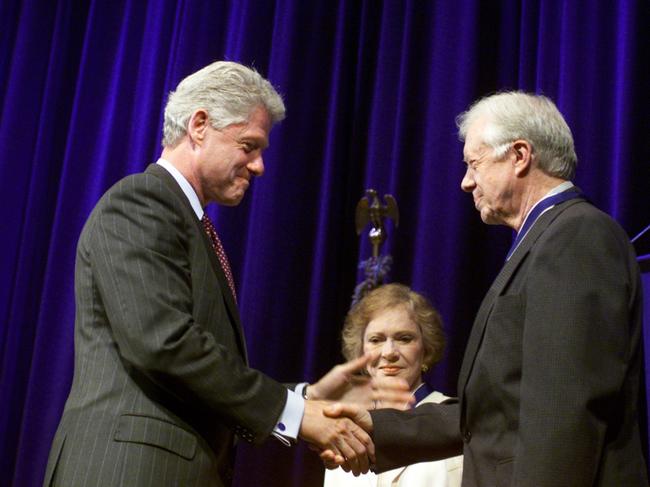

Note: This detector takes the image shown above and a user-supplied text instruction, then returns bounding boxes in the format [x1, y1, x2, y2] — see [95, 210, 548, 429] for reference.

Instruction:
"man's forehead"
[227, 109, 271, 147]
[234, 122, 269, 138]
[463, 135, 484, 160]
[463, 117, 490, 158]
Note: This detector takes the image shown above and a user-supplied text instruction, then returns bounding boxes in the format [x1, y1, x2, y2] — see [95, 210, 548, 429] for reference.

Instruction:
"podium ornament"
[351, 189, 399, 306]
[355, 189, 399, 258]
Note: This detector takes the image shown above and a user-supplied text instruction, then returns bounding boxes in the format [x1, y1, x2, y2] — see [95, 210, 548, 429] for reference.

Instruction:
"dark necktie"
[201, 213, 237, 303]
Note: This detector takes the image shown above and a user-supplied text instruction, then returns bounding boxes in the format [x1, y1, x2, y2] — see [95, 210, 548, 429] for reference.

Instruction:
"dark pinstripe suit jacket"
[44, 164, 287, 487]
[371, 197, 649, 486]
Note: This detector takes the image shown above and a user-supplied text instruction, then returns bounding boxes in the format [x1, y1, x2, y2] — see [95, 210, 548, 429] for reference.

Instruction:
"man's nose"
[248, 155, 264, 177]
[461, 167, 475, 192]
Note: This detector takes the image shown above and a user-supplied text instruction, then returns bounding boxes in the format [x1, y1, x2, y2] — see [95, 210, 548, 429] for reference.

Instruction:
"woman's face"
[363, 305, 425, 391]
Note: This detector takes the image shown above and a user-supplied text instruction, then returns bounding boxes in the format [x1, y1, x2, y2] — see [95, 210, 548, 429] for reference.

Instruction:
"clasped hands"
[297, 351, 413, 475]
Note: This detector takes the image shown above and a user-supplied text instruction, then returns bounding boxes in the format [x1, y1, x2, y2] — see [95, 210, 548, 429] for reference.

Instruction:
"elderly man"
[326, 92, 649, 486]
[43, 61, 374, 487]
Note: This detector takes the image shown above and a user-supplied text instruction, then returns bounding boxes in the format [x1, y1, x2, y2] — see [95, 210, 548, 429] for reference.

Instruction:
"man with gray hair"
[43, 61, 377, 487]
[325, 92, 648, 486]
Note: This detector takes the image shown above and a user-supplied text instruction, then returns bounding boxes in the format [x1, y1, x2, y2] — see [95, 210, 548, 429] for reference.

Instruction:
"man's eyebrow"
[239, 135, 269, 150]
[252, 138, 269, 150]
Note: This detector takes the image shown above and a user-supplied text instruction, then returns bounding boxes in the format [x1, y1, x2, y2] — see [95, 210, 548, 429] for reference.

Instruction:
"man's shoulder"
[541, 199, 636, 262]
[553, 199, 626, 237]
[81, 166, 189, 231]
[80, 166, 192, 244]
[106, 165, 171, 193]
[92, 166, 181, 211]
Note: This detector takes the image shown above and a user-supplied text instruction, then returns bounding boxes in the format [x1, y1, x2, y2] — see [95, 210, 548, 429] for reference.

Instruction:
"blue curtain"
[1, 1, 649, 486]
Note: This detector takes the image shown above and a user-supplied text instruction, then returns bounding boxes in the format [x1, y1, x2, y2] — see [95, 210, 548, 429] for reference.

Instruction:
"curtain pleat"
[1, 1, 648, 485]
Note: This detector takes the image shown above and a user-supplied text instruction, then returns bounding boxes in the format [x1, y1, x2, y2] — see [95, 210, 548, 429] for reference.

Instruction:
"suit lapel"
[457, 198, 585, 399]
[145, 164, 249, 363]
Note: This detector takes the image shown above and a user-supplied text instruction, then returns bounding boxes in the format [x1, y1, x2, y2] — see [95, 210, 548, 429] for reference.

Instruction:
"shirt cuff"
[271, 388, 305, 446]
[294, 382, 308, 398]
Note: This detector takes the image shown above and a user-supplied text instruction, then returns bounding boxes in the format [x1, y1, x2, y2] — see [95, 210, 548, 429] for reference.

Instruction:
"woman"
[322, 283, 463, 487]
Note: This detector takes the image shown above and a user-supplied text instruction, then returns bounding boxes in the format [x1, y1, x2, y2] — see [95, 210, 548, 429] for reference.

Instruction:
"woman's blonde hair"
[341, 283, 445, 369]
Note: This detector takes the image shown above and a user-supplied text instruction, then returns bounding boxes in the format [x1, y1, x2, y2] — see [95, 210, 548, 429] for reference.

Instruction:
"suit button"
[463, 430, 472, 443]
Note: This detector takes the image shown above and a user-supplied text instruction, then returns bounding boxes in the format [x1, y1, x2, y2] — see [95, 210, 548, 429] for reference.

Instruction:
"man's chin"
[479, 208, 499, 225]
[216, 192, 246, 206]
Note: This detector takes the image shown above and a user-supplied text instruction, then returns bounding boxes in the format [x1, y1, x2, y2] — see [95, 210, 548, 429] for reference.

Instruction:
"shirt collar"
[156, 158, 203, 220]
[518, 180, 574, 235]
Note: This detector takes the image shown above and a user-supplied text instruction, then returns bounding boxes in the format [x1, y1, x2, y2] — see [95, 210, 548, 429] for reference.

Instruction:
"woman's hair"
[341, 283, 445, 369]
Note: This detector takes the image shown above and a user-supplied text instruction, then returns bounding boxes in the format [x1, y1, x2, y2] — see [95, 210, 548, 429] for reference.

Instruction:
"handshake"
[296, 352, 414, 476]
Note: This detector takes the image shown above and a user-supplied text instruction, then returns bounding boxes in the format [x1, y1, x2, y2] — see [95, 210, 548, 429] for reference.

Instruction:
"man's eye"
[367, 337, 383, 344]
[239, 142, 255, 153]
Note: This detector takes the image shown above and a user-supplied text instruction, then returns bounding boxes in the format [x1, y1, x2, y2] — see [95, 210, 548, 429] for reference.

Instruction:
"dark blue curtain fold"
[1, 1, 649, 486]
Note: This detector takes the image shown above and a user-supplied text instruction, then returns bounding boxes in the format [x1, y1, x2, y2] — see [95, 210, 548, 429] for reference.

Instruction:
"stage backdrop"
[1, 1, 649, 486]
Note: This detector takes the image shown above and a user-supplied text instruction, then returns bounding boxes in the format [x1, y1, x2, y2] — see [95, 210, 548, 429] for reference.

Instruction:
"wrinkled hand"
[317, 382, 412, 472]
[324, 402, 373, 432]
[320, 403, 375, 470]
[299, 400, 375, 475]
[304, 355, 412, 473]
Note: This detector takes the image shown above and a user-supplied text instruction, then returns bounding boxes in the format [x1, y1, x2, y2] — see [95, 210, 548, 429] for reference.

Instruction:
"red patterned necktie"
[201, 213, 237, 303]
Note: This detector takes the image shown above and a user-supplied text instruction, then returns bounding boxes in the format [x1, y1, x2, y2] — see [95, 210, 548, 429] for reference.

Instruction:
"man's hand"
[319, 403, 375, 470]
[299, 400, 375, 476]
[324, 402, 373, 432]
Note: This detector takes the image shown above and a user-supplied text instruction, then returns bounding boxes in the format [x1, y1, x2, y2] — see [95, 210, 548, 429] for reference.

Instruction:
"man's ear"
[512, 139, 533, 176]
[187, 109, 209, 145]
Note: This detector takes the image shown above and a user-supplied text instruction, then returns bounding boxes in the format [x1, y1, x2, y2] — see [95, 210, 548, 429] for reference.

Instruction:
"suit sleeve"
[371, 400, 463, 471]
[87, 174, 287, 442]
[514, 207, 638, 485]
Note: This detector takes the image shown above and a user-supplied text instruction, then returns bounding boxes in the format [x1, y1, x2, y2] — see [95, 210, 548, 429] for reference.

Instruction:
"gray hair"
[456, 91, 577, 180]
[162, 61, 286, 147]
